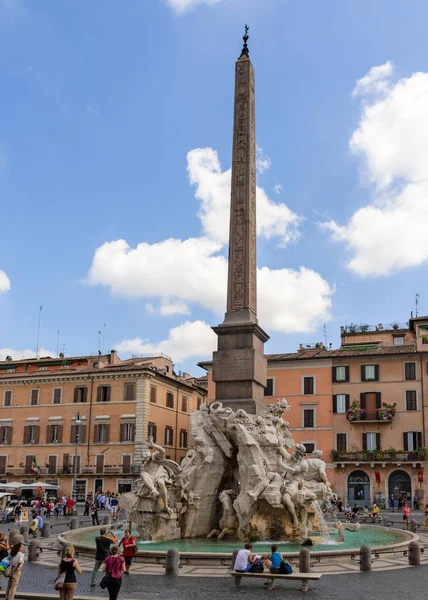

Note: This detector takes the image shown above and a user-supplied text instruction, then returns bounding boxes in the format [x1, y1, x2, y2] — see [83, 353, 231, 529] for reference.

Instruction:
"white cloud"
[187, 147, 301, 246]
[323, 64, 428, 277]
[116, 320, 216, 363]
[165, 0, 224, 14]
[256, 145, 271, 174]
[88, 237, 333, 334]
[0, 347, 54, 361]
[159, 300, 190, 316]
[274, 184, 283, 195]
[0, 270, 11, 294]
[352, 61, 393, 97]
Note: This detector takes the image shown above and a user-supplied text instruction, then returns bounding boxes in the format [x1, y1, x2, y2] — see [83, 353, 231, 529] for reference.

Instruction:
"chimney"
[411, 311, 414, 319]
[340, 326, 345, 336]
[110, 350, 119, 365]
[59, 352, 64, 359]
[5, 356, 12, 362]
[320, 342, 324, 349]
[299, 344, 303, 351]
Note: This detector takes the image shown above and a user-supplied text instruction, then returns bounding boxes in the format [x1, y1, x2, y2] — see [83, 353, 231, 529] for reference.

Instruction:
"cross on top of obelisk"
[239, 24, 250, 58]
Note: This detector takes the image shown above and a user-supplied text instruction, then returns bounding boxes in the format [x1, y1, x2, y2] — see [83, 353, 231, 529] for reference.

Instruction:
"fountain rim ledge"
[58, 525, 418, 560]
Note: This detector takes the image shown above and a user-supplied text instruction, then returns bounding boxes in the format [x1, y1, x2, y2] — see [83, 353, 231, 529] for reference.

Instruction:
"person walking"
[57, 545, 81, 600]
[102, 545, 125, 600]
[14, 503, 22, 526]
[111, 495, 119, 522]
[119, 529, 137, 575]
[403, 502, 411, 530]
[5, 541, 24, 600]
[413, 493, 419, 510]
[91, 528, 118, 587]
[65, 497, 75, 518]
[83, 495, 91, 517]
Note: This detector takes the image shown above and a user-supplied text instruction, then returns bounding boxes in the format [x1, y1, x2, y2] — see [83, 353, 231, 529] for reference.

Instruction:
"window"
[25, 455, 35, 474]
[96, 455, 104, 474]
[303, 377, 315, 395]
[303, 409, 314, 428]
[148, 422, 157, 443]
[393, 336, 404, 346]
[47, 455, 58, 475]
[95, 423, 109, 443]
[166, 392, 174, 409]
[50, 424, 59, 444]
[150, 386, 157, 404]
[30, 389, 39, 406]
[404, 431, 422, 451]
[165, 426, 174, 446]
[3, 391, 12, 407]
[96, 385, 111, 402]
[122, 455, 131, 474]
[73, 386, 88, 403]
[333, 394, 349, 414]
[52, 388, 62, 405]
[303, 443, 315, 453]
[363, 432, 379, 451]
[0, 427, 11, 445]
[6, 369, 15, 374]
[180, 429, 188, 448]
[333, 366, 349, 383]
[0, 456, 6, 475]
[181, 396, 188, 412]
[406, 390, 417, 411]
[197, 397, 202, 410]
[264, 378, 274, 396]
[39, 367, 48, 371]
[124, 382, 136, 402]
[336, 433, 347, 451]
[120, 423, 135, 443]
[28, 425, 36, 444]
[361, 364, 379, 382]
[405, 363, 416, 381]
[165, 365, 169, 373]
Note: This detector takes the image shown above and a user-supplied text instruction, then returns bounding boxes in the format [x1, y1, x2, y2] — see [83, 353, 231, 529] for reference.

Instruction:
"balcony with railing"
[347, 410, 394, 424]
[331, 449, 427, 463]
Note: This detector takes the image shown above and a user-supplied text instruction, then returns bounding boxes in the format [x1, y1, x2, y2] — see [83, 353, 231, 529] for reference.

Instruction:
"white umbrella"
[0, 482, 23, 490]
[19, 483, 59, 490]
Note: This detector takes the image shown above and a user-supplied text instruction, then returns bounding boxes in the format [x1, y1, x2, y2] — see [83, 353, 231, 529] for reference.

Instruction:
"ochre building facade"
[0, 351, 206, 499]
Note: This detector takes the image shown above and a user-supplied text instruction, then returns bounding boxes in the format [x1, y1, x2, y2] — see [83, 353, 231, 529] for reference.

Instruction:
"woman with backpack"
[5, 541, 24, 600]
[102, 545, 125, 600]
[264, 544, 292, 574]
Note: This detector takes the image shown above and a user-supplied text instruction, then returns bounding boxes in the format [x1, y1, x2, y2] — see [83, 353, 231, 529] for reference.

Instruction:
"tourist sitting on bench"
[264, 544, 282, 573]
[234, 543, 256, 572]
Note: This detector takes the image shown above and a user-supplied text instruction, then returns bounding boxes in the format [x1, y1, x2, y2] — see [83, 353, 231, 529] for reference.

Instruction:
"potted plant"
[421, 334, 428, 344]
[376, 402, 396, 421]
[346, 399, 366, 421]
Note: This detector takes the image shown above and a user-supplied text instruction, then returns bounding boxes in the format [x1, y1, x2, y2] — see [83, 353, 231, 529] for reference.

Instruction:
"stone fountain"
[120, 398, 332, 543]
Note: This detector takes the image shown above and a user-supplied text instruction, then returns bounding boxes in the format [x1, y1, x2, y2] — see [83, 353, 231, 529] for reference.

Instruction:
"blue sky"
[1, 0, 428, 374]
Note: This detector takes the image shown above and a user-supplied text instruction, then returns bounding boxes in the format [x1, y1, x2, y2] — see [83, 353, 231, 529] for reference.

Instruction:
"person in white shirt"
[5, 541, 24, 600]
[233, 543, 255, 573]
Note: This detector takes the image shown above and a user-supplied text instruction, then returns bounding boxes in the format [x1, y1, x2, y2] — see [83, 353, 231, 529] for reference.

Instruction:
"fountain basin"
[60, 524, 417, 562]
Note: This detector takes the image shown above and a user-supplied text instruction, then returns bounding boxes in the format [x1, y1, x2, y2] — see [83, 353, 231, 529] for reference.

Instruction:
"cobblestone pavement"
[6, 562, 428, 600]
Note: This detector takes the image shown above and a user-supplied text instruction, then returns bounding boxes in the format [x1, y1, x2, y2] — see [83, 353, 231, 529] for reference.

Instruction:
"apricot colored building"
[0, 351, 206, 499]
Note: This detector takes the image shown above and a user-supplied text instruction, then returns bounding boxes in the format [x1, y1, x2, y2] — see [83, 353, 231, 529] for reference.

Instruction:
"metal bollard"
[408, 540, 421, 566]
[70, 517, 78, 530]
[103, 514, 111, 525]
[360, 545, 372, 572]
[165, 548, 180, 576]
[41, 522, 51, 538]
[299, 547, 311, 592]
[28, 540, 40, 562]
[19, 526, 29, 543]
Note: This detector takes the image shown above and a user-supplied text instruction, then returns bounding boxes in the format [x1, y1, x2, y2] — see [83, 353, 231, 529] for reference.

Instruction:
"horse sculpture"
[207, 489, 239, 540]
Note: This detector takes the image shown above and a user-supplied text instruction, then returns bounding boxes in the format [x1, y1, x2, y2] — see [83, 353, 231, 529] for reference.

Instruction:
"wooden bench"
[230, 570, 322, 591]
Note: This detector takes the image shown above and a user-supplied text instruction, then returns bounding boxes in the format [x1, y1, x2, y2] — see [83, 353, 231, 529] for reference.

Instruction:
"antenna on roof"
[102, 323, 106, 354]
[98, 330, 102, 354]
[56, 330, 60, 357]
[416, 293, 420, 317]
[323, 324, 329, 347]
[36, 305, 43, 359]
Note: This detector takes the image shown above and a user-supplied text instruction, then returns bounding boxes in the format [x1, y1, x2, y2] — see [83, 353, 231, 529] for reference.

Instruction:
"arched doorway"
[348, 470, 370, 507]
[388, 470, 411, 503]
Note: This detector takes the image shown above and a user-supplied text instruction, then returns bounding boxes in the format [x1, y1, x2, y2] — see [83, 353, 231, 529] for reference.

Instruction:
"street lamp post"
[72, 412, 81, 515]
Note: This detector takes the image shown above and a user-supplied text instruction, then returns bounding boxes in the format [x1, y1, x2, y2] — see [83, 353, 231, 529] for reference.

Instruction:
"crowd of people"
[83, 492, 120, 526]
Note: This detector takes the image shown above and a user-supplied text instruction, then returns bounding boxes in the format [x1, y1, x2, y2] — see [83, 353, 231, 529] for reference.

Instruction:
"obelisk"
[212, 27, 269, 415]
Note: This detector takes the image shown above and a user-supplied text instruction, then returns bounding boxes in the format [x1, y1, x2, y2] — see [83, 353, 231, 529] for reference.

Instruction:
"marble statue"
[333, 520, 361, 543]
[135, 437, 181, 514]
[121, 398, 332, 543]
[207, 489, 239, 540]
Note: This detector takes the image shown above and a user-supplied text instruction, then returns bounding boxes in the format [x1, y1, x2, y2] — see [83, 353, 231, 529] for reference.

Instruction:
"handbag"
[100, 556, 117, 589]
[53, 572, 65, 590]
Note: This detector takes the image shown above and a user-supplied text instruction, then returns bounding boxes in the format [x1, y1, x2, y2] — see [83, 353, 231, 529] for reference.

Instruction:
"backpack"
[279, 560, 293, 574]
[251, 558, 264, 573]
[0, 555, 12, 576]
